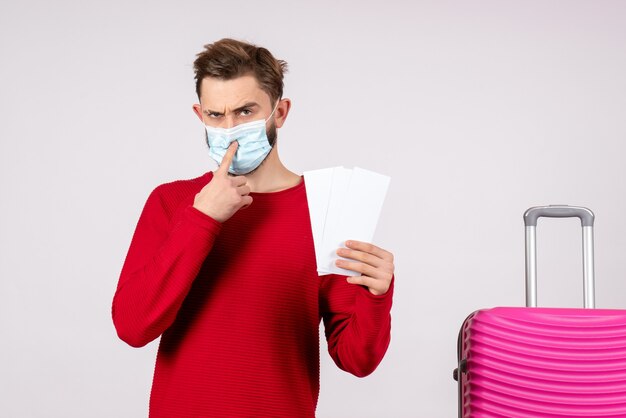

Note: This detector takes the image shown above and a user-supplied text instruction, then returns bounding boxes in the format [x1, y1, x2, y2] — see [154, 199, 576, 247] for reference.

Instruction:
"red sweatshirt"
[112, 172, 393, 418]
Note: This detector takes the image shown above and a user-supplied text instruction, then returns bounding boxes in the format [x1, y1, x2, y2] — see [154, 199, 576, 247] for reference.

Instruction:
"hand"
[193, 142, 253, 223]
[335, 240, 394, 296]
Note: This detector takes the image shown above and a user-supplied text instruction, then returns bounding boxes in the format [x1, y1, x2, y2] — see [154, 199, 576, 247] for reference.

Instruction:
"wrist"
[192, 202, 223, 223]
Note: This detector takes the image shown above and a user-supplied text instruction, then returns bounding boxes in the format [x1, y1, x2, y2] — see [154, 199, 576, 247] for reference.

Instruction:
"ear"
[274, 98, 291, 129]
[192, 103, 204, 122]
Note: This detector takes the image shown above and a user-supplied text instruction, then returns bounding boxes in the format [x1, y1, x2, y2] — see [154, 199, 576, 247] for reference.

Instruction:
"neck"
[242, 145, 301, 193]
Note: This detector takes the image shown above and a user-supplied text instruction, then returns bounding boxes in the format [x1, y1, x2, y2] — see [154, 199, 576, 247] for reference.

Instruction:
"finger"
[237, 185, 251, 196]
[240, 195, 253, 209]
[334, 258, 379, 278]
[336, 247, 384, 268]
[230, 175, 247, 187]
[346, 275, 388, 296]
[345, 240, 394, 262]
[217, 141, 238, 176]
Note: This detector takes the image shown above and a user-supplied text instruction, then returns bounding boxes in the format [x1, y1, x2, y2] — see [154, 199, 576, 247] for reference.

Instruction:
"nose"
[224, 115, 236, 129]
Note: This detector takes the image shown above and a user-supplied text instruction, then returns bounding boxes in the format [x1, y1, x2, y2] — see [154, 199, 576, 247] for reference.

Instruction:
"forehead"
[199, 74, 271, 108]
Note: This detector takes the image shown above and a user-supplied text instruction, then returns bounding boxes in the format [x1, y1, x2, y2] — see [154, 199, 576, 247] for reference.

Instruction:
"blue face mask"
[204, 103, 278, 175]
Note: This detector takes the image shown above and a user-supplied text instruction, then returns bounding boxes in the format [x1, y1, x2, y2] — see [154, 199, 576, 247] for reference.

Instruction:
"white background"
[2, 1, 626, 417]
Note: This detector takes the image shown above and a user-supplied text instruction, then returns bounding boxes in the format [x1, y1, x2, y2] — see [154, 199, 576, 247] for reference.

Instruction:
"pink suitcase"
[454, 206, 626, 417]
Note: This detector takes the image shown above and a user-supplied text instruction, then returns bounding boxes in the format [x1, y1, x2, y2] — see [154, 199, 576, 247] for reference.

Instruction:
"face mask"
[204, 103, 278, 175]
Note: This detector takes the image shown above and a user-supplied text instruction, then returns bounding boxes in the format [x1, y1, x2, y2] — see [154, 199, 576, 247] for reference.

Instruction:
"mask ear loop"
[265, 98, 281, 123]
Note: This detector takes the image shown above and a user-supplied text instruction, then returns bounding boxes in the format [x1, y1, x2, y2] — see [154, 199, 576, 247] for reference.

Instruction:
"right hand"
[193, 142, 253, 223]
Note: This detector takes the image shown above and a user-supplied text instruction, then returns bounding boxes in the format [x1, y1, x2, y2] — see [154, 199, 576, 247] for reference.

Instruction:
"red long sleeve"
[111, 172, 393, 417]
[321, 275, 394, 377]
[112, 180, 222, 347]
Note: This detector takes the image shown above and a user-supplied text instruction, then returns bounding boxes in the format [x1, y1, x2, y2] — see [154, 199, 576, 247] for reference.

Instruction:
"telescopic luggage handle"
[523, 205, 596, 309]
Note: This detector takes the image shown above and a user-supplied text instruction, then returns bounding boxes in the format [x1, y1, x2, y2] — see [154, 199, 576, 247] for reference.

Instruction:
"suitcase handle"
[524, 206, 594, 227]
[523, 205, 596, 308]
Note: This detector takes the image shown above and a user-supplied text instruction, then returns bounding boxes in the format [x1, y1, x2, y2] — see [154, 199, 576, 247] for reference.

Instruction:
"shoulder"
[153, 171, 213, 195]
[148, 171, 214, 216]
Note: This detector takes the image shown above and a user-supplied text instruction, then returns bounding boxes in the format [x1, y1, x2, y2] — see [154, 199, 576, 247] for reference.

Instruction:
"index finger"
[344, 240, 393, 262]
[216, 141, 238, 176]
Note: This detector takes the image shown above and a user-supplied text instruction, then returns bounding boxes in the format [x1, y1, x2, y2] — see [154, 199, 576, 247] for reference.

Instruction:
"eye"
[240, 108, 252, 116]
[208, 112, 222, 118]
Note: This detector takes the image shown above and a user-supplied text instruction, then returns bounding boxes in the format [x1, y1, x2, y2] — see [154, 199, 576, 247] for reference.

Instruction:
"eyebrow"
[204, 102, 259, 116]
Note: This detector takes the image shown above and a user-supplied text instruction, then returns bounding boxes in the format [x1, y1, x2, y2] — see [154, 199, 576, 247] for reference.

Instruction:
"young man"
[112, 38, 395, 418]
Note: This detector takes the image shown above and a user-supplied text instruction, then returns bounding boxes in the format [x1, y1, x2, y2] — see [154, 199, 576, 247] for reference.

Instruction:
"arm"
[111, 186, 222, 347]
[320, 274, 394, 377]
[112, 143, 251, 347]
[320, 240, 395, 377]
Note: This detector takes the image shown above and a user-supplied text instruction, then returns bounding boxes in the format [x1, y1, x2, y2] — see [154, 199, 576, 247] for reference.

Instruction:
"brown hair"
[193, 38, 288, 104]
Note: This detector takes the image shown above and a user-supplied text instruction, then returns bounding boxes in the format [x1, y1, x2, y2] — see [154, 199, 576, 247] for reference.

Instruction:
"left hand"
[335, 240, 395, 296]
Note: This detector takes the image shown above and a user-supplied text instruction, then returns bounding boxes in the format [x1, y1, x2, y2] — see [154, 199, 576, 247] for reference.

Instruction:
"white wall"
[1, 1, 626, 417]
